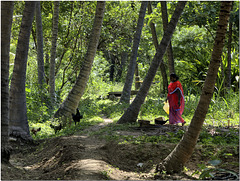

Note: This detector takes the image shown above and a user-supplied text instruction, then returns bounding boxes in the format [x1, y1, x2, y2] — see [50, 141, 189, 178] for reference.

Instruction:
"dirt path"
[2, 118, 239, 180]
[2, 118, 153, 180]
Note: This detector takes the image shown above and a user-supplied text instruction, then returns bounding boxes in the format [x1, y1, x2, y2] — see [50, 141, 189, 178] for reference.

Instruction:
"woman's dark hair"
[170, 73, 179, 81]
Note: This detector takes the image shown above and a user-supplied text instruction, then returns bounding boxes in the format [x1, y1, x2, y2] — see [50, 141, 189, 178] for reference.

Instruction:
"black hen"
[31, 127, 41, 136]
[50, 123, 62, 134]
[72, 108, 83, 125]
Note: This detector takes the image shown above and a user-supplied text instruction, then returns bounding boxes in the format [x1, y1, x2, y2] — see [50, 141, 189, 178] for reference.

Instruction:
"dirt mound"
[100, 142, 175, 172]
[22, 136, 110, 180]
[1, 135, 193, 180]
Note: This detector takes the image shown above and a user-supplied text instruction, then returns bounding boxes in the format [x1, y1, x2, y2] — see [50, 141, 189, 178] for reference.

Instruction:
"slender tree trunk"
[49, 1, 60, 106]
[54, 1, 106, 118]
[117, 1, 187, 124]
[161, 1, 175, 74]
[156, 1, 232, 174]
[45, 53, 50, 85]
[135, 63, 140, 90]
[116, 51, 128, 82]
[35, 1, 45, 88]
[110, 55, 115, 82]
[226, 3, 233, 90]
[9, 1, 36, 141]
[148, 2, 168, 94]
[119, 1, 148, 104]
[1, 1, 14, 163]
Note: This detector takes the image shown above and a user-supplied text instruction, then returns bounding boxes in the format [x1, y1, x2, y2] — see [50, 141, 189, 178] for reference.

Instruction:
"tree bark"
[35, 1, 46, 88]
[135, 63, 140, 90]
[116, 51, 128, 82]
[148, 2, 168, 94]
[226, 3, 233, 90]
[119, 1, 148, 104]
[110, 55, 115, 82]
[156, 1, 232, 174]
[9, 1, 36, 141]
[49, 1, 60, 106]
[1, 1, 14, 163]
[54, 1, 105, 118]
[161, 1, 175, 75]
[117, 1, 187, 124]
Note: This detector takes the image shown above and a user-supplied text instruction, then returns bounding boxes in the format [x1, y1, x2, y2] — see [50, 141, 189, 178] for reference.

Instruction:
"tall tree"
[117, 1, 187, 124]
[1, 1, 14, 163]
[148, 2, 168, 94]
[119, 1, 148, 104]
[49, 1, 60, 106]
[226, 3, 234, 90]
[156, 1, 232, 174]
[54, 1, 106, 118]
[35, 1, 45, 89]
[116, 51, 128, 82]
[9, 1, 36, 140]
[161, 1, 175, 74]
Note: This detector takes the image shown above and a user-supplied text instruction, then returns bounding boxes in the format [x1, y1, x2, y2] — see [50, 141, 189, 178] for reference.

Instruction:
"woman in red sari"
[167, 73, 186, 126]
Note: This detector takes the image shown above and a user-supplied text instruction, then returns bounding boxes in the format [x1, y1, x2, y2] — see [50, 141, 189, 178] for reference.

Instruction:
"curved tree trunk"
[1, 1, 14, 163]
[156, 1, 232, 174]
[36, 1, 45, 89]
[161, 1, 175, 75]
[117, 1, 187, 124]
[148, 2, 168, 94]
[49, 1, 60, 106]
[54, 1, 106, 118]
[119, 1, 148, 104]
[9, 2, 36, 141]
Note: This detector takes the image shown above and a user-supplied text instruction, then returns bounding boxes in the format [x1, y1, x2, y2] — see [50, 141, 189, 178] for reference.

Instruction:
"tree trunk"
[161, 1, 175, 74]
[9, 1, 36, 141]
[49, 1, 60, 106]
[148, 2, 168, 94]
[54, 1, 105, 118]
[110, 55, 115, 82]
[45, 53, 50, 85]
[135, 63, 140, 90]
[117, 1, 187, 124]
[35, 1, 45, 88]
[1, 1, 14, 163]
[116, 51, 128, 82]
[119, 1, 148, 104]
[226, 3, 233, 90]
[156, 1, 232, 174]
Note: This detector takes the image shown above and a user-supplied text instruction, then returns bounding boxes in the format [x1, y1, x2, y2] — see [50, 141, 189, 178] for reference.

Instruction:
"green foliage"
[29, 121, 55, 139]
[193, 159, 239, 180]
[180, 1, 220, 29]
[207, 91, 239, 123]
[173, 25, 213, 94]
[198, 128, 239, 145]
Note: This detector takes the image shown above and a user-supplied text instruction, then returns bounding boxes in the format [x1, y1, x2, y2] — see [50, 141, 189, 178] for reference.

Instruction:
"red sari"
[167, 80, 185, 124]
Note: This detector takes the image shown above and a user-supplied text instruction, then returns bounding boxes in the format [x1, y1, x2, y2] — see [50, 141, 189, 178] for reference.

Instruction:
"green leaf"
[26, 87, 31, 93]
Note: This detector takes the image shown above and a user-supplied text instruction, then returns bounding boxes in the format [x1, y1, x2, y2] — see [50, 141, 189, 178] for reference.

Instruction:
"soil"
[1, 118, 239, 180]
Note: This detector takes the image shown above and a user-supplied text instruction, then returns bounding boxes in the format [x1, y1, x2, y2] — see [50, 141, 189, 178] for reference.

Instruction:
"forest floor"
[1, 117, 239, 180]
